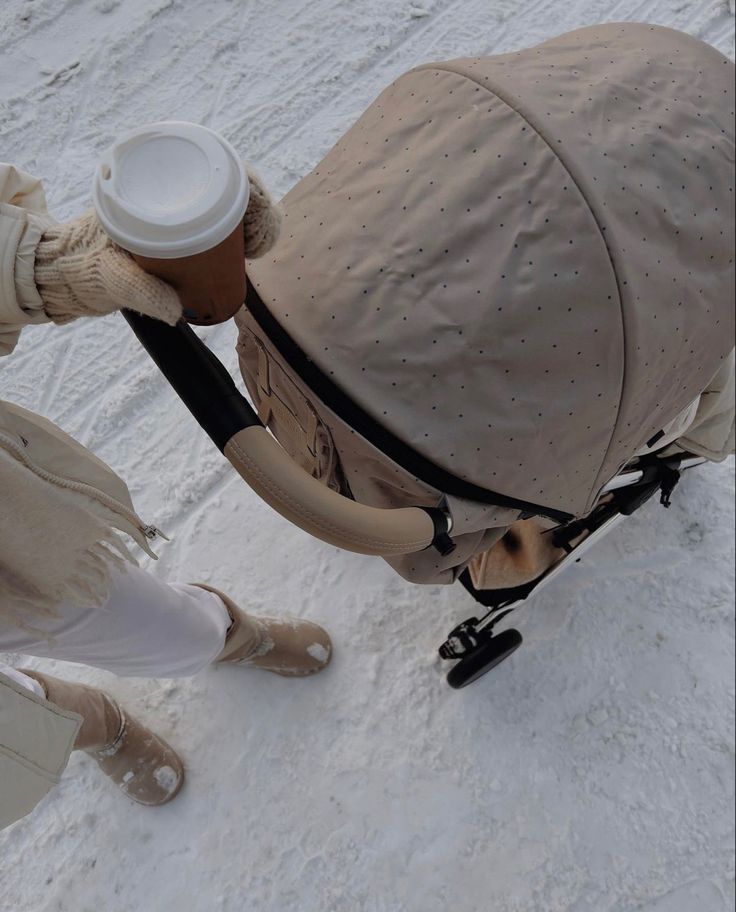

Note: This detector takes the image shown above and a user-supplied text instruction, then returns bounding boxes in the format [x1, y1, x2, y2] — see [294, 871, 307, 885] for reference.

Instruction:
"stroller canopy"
[247, 22, 735, 518]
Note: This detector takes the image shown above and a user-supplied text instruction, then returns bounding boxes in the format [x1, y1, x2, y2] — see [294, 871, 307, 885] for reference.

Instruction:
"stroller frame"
[125, 310, 707, 689]
[439, 452, 705, 686]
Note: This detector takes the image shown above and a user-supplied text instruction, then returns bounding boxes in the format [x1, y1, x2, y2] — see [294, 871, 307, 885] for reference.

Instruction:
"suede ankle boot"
[195, 584, 332, 676]
[25, 672, 184, 806]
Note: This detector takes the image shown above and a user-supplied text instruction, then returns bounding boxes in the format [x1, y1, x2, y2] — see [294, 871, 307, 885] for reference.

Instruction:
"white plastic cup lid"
[92, 121, 249, 258]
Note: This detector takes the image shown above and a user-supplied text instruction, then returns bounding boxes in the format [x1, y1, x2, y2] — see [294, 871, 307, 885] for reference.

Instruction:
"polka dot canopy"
[246, 22, 734, 518]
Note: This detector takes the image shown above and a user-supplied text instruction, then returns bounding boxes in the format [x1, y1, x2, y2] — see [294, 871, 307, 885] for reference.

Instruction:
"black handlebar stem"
[122, 309, 260, 451]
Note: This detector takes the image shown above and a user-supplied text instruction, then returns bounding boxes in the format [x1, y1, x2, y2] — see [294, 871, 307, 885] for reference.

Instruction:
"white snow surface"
[1, 1, 734, 910]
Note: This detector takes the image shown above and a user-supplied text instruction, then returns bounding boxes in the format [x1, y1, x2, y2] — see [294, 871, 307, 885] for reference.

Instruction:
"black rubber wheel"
[446, 629, 523, 689]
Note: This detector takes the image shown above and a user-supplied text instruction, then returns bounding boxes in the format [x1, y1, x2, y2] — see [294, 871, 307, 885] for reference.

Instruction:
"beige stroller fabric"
[236, 317, 517, 583]
[240, 22, 734, 584]
[467, 516, 565, 591]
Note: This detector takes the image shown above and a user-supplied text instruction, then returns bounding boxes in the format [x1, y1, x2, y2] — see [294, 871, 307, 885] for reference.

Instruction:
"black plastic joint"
[422, 507, 456, 556]
[659, 466, 681, 508]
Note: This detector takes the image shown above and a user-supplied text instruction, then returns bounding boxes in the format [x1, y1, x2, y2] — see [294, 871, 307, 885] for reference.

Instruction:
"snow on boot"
[25, 672, 184, 806]
[195, 584, 332, 676]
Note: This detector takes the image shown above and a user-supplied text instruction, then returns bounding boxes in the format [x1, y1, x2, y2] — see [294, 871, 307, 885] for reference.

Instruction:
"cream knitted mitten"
[244, 166, 283, 259]
[35, 210, 182, 326]
[35, 165, 279, 325]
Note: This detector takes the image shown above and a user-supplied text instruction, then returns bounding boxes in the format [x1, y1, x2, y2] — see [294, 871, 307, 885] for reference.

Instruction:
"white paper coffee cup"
[92, 121, 249, 258]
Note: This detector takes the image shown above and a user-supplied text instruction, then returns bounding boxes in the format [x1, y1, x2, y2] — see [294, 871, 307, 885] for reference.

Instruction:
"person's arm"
[0, 164, 56, 356]
[0, 160, 281, 359]
[0, 162, 182, 359]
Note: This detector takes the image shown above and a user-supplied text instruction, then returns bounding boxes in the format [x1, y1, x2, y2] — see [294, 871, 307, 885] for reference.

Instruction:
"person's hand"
[34, 162, 280, 327]
[34, 210, 182, 326]
[243, 165, 282, 259]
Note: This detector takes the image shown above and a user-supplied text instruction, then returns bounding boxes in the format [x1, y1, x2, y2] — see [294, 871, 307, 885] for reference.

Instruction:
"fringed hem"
[0, 533, 136, 635]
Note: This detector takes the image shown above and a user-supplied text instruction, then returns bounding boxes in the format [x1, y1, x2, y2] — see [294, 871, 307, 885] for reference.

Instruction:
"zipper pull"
[142, 524, 170, 542]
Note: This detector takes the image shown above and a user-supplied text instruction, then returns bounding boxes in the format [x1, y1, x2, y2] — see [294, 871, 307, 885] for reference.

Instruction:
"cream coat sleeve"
[0, 164, 57, 357]
[0, 668, 81, 830]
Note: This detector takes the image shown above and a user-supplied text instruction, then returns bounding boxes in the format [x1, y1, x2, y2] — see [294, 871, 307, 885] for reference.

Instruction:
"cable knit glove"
[34, 211, 182, 326]
[243, 166, 283, 259]
[34, 165, 279, 326]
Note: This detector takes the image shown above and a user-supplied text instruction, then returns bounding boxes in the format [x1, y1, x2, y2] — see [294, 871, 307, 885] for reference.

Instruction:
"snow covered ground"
[1, 0, 734, 910]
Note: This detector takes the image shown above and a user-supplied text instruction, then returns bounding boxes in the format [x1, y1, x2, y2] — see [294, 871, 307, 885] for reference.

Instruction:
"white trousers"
[0, 564, 231, 685]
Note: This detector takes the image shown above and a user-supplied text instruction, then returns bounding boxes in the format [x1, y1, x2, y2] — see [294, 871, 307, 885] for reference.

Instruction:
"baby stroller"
[126, 22, 735, 687]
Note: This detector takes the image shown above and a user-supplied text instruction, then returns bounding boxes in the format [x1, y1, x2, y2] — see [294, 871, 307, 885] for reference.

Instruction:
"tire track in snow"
[255, 0, 479, 162]
[0, 0, 79, 56]
[35, 332, 76, 416]
[203, 0, 261, 128]
[57, 49, 101, 158]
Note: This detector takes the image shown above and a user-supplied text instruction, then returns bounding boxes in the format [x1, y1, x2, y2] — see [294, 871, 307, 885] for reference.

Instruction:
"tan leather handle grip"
[223, 426, 437, 555]
[123, 312, 439, 555]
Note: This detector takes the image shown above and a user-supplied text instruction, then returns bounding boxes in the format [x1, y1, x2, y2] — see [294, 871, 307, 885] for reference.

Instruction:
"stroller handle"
[123, 310, 440, 556]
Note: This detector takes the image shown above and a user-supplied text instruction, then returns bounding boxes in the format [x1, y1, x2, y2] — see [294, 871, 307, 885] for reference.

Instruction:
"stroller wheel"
[446, 629, 523, 689]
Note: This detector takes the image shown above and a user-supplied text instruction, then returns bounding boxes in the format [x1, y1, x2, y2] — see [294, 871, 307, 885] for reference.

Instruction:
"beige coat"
[0, 164, 153, 828]
[0, 670, 81, 830]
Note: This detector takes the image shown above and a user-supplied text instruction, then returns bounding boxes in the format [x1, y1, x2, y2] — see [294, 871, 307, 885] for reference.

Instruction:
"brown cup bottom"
[130, 223, 246, 326]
